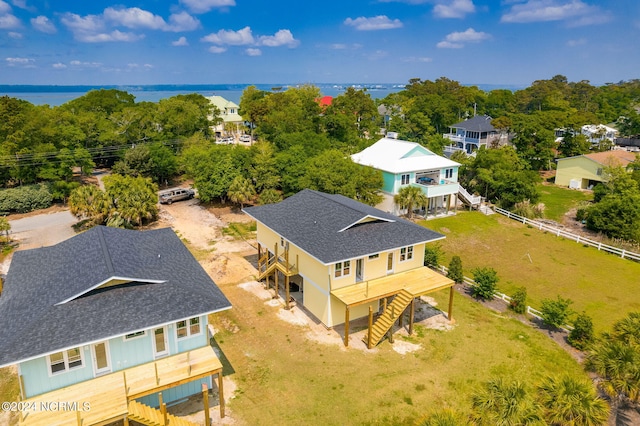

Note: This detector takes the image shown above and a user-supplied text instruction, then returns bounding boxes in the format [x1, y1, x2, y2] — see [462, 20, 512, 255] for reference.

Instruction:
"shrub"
[0, 184, 53, 214]
[447, 255, 464, 284]
[540, 296, 574, 329]
[424, 243, 444, 268]
[568, 312, 594, 350]
[471, 267, 499, 300]
[509, 286, 528, 314]
[512, 199, 545, 218]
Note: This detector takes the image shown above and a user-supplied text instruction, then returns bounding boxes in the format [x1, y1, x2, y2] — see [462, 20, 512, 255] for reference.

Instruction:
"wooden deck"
[19, 346, 223, 426]
[331, 266, 454, 307]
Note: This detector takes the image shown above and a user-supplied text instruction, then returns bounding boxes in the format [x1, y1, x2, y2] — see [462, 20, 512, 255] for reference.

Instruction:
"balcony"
[411, 179, 459, 198]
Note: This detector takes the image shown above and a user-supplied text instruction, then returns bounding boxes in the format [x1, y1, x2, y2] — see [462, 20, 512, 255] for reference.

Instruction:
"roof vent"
[386, 131, 399, 139]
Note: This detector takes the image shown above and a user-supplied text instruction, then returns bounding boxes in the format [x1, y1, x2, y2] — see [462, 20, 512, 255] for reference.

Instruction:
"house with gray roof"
[443, 114, 508, 154]
[0, 226, 231, 425]
[243, 189, 454, 348]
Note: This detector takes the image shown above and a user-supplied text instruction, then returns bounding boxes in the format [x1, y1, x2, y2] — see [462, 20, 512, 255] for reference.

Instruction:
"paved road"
[9, 210, 78, 251]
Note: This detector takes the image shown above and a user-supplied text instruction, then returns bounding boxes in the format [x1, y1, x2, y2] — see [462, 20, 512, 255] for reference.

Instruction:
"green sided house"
[555, 150, 638, 189]
[243, 189, 455, 348]
[206, 95, 244, 140]
[0, 226, 231, 426]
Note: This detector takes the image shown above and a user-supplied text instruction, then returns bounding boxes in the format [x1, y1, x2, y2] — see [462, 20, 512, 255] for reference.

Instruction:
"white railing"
[458, 186, 481, 206]
[436, 265, 573, 331]
[493, 207, 640, 262]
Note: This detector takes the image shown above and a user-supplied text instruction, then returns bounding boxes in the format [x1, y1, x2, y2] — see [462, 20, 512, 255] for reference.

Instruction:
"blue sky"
[1, 0, 638, 86]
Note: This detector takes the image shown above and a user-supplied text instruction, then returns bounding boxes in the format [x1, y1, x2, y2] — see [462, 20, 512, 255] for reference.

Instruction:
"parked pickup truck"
[159, 188, 195, 204]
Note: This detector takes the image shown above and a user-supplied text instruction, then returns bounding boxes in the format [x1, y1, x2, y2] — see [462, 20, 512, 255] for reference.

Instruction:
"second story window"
[401, 174, 410, 185]
[445, 168, 453, 179]
[48, 348, 83, 375]
[400, 246, 414, 262]
[335, 260, 351, 278]
[177, 317, 201, 339]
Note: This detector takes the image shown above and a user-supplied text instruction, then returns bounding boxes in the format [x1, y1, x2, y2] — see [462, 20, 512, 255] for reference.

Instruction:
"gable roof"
[0, 226, 231, 368]
[207, 95, 243, 122]
[449, 115, 496, 132]
[583, 150, 637, 166]
[351, 137, 460, 174]
[243, 189, 444, 264]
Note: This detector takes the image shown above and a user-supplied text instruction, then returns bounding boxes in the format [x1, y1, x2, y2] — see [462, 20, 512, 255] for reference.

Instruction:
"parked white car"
[239, 134, 252, 143]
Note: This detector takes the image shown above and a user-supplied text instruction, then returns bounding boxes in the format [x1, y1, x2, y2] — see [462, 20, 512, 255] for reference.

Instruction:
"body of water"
[0, 83, 408, 107]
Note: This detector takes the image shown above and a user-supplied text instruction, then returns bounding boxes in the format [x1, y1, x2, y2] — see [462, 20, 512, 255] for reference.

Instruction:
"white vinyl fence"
[493, 206, 640, 262]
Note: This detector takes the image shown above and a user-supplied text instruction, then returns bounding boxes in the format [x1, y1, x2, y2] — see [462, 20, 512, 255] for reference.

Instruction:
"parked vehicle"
[239, 134, 252, 143]
[159, 188, 195, 204]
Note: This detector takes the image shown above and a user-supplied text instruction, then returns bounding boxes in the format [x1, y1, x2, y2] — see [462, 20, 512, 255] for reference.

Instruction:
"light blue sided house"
[0, 226, 231, 426]
[351, 136, 478, 216]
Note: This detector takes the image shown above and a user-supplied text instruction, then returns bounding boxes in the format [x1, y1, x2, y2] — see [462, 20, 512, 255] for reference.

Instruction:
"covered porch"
[331, 266, 455, 348]
[18, 345, 225, 426]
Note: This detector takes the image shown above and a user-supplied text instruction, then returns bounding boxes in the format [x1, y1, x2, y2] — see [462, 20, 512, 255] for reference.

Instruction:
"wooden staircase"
[127, 400, 199, 426]
[366, 289, 414, 348]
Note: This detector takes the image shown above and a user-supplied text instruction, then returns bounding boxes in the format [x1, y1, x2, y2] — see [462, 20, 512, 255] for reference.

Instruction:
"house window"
[177, 317, 202, 339]
[400, 246, 414, 262]
[596, 168, 603, 176]
[368, 254, 379, 260]
[445, 168, 453, 179]
[334, 260, 351, 278]
[124, 331, 146, 340]
[401, 174, 410, 185]
[48, 348, 83, 375]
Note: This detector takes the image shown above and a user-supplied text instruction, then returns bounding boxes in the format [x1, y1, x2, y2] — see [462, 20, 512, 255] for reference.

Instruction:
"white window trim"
[176, 316, 203, 340]
[123, 330, 147, 341]
[334, 260, 351, 279]
[47, 347, 84, 377]
[399, 246, 414, 262]
[401, 174, 410, 185]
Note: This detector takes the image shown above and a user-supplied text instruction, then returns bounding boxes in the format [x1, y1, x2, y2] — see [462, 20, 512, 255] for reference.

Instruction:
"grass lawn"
[211, 273, 588, 425]
[425, 211, 640, 332]
[537, 184, 592, 222]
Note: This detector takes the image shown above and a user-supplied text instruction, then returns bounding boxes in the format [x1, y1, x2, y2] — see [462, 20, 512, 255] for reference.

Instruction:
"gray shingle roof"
[243, 189, 444, 264]
[450, 115, 496, 132]
[0, 226, 231, 367]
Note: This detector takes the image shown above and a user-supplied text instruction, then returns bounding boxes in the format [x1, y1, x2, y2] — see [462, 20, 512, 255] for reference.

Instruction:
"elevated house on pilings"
[243, 189, 455, 348]
[0, 226, 231, 426]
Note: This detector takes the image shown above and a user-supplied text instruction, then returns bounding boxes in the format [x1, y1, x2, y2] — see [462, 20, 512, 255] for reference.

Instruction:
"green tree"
[393, 185, 427, 219]
[148, 142, 178, 185]
[447, 255, 463, 284]
[250, 142, 280, 192]
[536, 375, 609, 426]
[509, 287, 528, 314]
[258, 188, 282, 205]
[472, 378, 542, 425]
[568, 312, 595, 350]
[611, 311, 640, 347]
[0, 216, 10, 243]
[558, 130, 590, 158]
[423, 243, 444, 268]
[69, 185, 112, 225]
[227, 176, 256, 209]
[471, 267, 499, 301]
[112, 145, 154, 177]
[539, 296, 574, 329]
[103, 174, 158, 228]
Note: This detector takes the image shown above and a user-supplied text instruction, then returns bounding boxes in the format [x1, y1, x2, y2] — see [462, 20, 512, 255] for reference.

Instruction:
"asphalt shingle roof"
[0, 226, 231, 367]
[243, 189, 444, 264]
[450, 115, 496, 132]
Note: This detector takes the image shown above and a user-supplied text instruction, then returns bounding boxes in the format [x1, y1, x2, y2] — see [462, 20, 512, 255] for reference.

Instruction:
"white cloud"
[11, 0, 28, 10]
[501, 0, 611, 25]
[437, 27, 490, 48]
[245, 48, 261, 56]
[31, 15, 56, 34]
[103, 7, 166, 30]
[0, 12, 20, 29]
[402, 56, 433, 62]
[208, 45, 227, 53]
[70, 60, 102, 67]
[344, 15, 403, 31]
[433, 0, 476, 18]
[8, 31, 21, 38]
[201, 26, 254, 45]
[258, 29, 300, 47]
[166, 12, 200, 32]
[52, 63, 67, 69]
[81, 30, 144, 43]
[172, 36, 189, 46]
[567, 37, 586, 47]
[0, 1, 10, 14]
[6, 57, 35, 67]
[61, 13, 105, 34]
[179, 0, 235, 14]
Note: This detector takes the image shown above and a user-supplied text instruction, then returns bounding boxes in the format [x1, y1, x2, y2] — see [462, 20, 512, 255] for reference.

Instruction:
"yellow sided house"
[555, 150, 638, 189]
[243, 189, 455, 348]
[0, 226, 231, 426]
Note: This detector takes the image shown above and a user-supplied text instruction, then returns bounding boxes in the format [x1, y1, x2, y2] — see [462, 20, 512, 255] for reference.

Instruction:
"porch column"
[344, 306, 350, 347]
[409, 298, 415, 335]
[218, 371, 225, 418]
[448, 287, 454, 321]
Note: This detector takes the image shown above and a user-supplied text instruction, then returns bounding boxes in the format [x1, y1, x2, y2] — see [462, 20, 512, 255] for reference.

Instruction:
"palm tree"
[227, 176, 256, 209]
[585, 338, 640, 421]
[471, 378, 543, 425]
[416, 409, 470, 426]
[69, 185, 112, 225]
[393, 185, 427, 219]
[537, 375, 609, 426]
[612, 312, 640, 347]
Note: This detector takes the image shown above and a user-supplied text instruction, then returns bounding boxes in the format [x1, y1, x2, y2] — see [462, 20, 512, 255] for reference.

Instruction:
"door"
[356, 258, 364, 282]
[387, 252, 394, 274]
[91, 341, 111, 376]
[153, 326, 169, 358]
